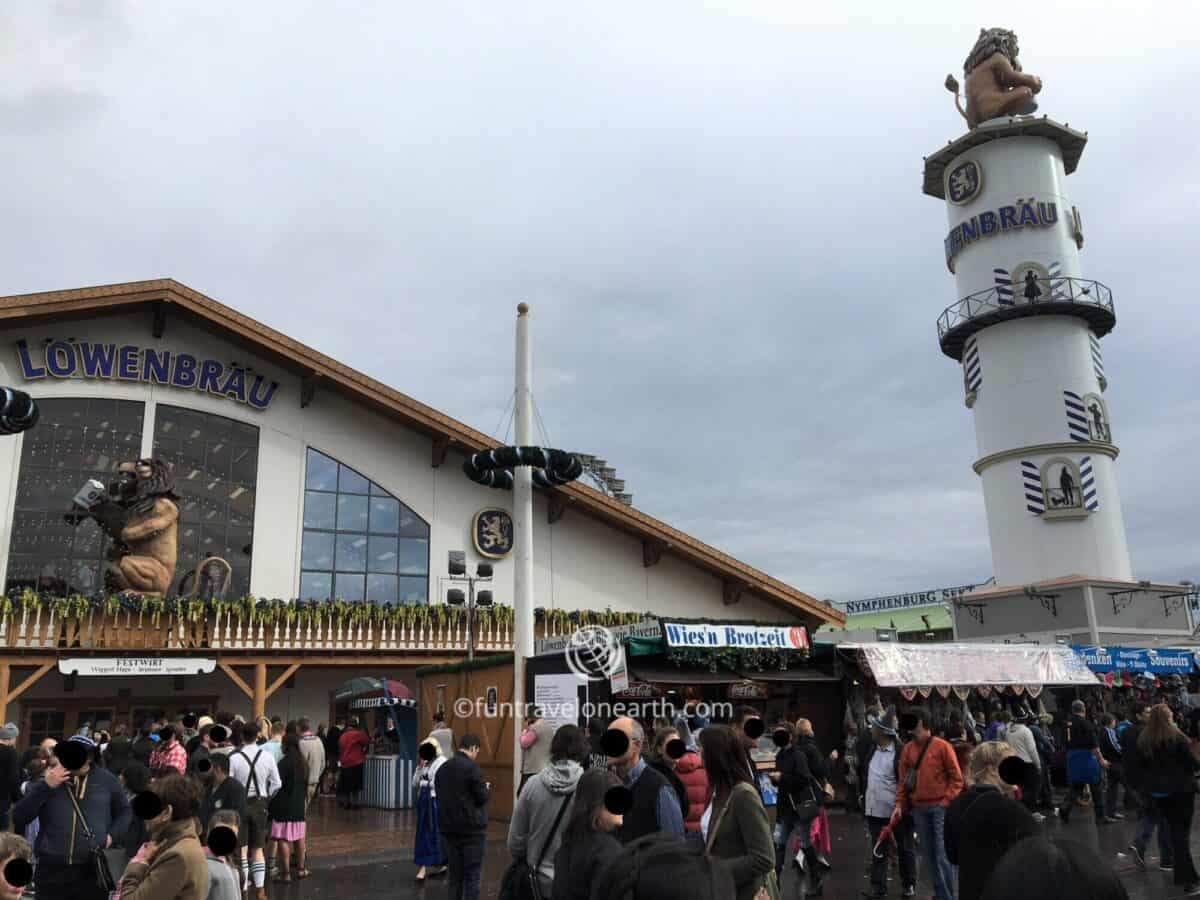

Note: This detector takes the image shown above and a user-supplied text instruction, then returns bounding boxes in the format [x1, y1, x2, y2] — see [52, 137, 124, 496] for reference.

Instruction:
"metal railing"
[937, 276, 1115, 346]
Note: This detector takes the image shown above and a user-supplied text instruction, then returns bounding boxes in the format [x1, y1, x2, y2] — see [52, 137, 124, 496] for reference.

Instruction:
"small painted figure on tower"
[1054, 465, 1079, 508]
[1023, 269, 1043, 303]
[1088, 400, 1111, 443]
[945, 29, 1042, 128]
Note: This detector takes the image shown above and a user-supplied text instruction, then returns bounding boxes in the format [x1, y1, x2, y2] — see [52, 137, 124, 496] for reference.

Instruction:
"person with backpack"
[507, 725, 587, 898]
[896, 708, 963, 900]
[861, 707, 916, 899]
[227, 724, 280, 900]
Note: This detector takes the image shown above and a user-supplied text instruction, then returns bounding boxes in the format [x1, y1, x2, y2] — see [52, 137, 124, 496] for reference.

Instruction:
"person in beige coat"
[118, 773, 209, 900]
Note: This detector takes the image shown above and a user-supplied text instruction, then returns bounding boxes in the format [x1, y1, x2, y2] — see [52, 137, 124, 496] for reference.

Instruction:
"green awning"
[627, 635, 666, 656]
[818, 605, 953, 634]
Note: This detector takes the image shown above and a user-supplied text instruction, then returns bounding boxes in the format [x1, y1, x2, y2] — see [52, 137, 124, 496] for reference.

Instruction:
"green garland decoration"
[414, 652, 515, 677]
[4, 591, 653, 635]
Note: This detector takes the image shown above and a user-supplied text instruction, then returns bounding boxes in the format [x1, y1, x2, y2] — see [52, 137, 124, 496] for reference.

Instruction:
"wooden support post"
[642, 540, 667, 568]
[0, 662, 53, 723]
[219, 663, 253, 700]
[253, 662, 267, 720]
[431, 435, 450, 468]
[300, 373, 318, 409]
[265, 663, 301, 700]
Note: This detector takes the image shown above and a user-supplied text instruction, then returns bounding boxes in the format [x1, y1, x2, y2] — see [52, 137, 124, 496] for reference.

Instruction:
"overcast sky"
[2, 2, 1196, 603]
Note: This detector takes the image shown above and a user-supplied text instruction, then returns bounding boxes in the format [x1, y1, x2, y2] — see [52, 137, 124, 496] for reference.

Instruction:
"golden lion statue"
[83, 459, 181, 596]
[945, 28, 1042, 129]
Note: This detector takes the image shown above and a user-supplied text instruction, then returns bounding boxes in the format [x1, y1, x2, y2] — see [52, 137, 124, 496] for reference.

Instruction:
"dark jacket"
[13, 766, 133, 865]
[797, 736, 828, 785]
[775, 744, 818, 819]
[944, 785, 1037, 900]
[551, 830, 622, 900]
[104, 736, 134, 775]
[434, 751, 489, 835]
[200, 776, 247, 835]
[613, 762, 670, 844]
[706, 782, 777, 900]
[269, 755, 308, 823]
[648, 759, 688, 820]
[0, 745, 20, 816]
[1119, 724, 1145, 790]
[1135, 738, 1200, 796]
[1098, 726, 1122, 764]
[131, 735, 155, 766]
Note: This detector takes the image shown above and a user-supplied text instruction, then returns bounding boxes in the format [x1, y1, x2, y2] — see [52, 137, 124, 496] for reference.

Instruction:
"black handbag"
[788, 783, 820, 819]
[499, 794, 571, 900]
[65, 781, 117, 894]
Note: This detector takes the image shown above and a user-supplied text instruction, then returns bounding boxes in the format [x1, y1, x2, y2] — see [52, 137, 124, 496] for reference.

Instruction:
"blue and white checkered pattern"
[1063, 390, 1090, 442]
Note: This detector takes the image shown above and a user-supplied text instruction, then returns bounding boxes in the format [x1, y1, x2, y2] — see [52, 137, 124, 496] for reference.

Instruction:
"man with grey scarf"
[507, 724, 588, 898]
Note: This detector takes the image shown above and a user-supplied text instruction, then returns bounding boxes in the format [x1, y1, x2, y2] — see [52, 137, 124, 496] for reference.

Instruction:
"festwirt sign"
[15, 339, 280, 411]
[662, 621, 809, 651]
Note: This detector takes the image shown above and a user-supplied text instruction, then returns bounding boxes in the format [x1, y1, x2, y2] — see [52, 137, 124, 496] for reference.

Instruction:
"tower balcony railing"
[937, 276, 1115, 360]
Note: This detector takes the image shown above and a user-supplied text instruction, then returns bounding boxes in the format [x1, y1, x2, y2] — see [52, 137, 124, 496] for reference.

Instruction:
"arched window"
[1082, 394, 1111, 443]
[1040, 457, 1084, 512]
[6, 398, 144, 594]
[299, 448, 429, 605]
[153, 404, 259, 598]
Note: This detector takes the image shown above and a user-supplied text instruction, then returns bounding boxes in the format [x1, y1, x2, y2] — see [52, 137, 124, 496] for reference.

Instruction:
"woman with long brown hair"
[1133, 704, 1199, 892]
[698, 725, 777, 900]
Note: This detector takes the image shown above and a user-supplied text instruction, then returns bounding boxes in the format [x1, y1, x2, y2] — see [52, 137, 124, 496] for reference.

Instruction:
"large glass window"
[153, 405, 258, 597]
[300, 448, 429, 605]
[7, 398, 145, 594]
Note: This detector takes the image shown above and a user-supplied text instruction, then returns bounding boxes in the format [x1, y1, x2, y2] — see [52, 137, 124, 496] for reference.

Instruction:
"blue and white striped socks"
[240, 856, 250, 889]
[251, 861, 267, 889]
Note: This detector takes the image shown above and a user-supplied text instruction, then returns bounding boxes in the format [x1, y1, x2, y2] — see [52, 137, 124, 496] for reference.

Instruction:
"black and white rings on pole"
[0, 388, 38, 435]
[463, 446, 582, 490]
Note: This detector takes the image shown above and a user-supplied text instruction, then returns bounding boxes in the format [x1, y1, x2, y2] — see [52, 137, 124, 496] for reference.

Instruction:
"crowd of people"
[0, 707, 402, 900]
[413, 698, 1188, 900]
[0, 694, 1192, 900]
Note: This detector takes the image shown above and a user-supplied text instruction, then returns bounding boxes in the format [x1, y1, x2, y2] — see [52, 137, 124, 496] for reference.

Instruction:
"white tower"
[924, 117, 1131, 586]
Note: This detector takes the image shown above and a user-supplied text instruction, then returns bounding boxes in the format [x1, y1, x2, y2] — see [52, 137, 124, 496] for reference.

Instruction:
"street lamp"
[448, 551, 494, 661]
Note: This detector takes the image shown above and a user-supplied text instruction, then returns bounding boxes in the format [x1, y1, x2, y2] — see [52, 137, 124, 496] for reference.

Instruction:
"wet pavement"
[275, 795, 1194, 899]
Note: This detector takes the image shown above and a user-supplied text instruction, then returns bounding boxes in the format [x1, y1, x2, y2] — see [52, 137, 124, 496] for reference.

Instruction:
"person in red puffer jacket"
[653, 720, 708, 838]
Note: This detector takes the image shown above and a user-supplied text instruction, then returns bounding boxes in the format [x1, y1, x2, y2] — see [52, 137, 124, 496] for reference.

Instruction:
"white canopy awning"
[842, 642, 1099, 688]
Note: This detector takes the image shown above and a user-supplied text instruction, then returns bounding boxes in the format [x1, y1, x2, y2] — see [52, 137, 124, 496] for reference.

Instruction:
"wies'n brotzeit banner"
[661, 621, 808, 651]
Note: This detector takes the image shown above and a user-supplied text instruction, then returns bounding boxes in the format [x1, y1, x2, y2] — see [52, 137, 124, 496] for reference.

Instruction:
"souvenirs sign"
[662, 622, 809, 651]
[16, 340, 279, 410]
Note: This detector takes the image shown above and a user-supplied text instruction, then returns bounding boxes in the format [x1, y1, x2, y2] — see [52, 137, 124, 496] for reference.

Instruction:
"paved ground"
[273, 796, 1192, 899]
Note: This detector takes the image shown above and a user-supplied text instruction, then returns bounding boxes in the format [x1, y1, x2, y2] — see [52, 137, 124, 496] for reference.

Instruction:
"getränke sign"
[662, 622, 809, 651]
[15, 339, 280, 411]
[843, 582, 981, 616]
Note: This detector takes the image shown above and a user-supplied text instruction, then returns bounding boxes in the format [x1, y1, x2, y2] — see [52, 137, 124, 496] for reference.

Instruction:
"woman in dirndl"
[413, 737, 448, 882]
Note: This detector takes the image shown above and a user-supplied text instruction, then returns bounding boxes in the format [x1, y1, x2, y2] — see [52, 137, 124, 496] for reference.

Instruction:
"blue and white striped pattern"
[964, 337, 982, 394]
[994, 267, 1013, 305]
[1022, 461, 1044, 514]
[1090, 334, 1106, 387]
[1063, 391, 1090, 442]
[1046, 261, 1067, 300]
[1079, 456, 1099, 511]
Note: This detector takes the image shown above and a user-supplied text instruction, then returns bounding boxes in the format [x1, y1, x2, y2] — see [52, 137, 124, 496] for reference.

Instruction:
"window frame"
[298, 447, 430, 606]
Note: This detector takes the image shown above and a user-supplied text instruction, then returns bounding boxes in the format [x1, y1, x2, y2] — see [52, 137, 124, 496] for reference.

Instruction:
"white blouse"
[700, 801, 713, 842]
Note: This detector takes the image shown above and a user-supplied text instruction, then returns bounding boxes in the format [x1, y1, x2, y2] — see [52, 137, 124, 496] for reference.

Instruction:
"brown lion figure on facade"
[86, 459, 181, 596]
[945, 28, 1042, 129]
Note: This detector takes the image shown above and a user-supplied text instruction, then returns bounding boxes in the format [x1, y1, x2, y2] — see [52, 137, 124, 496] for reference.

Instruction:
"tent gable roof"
[0, 279, 843, 627]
